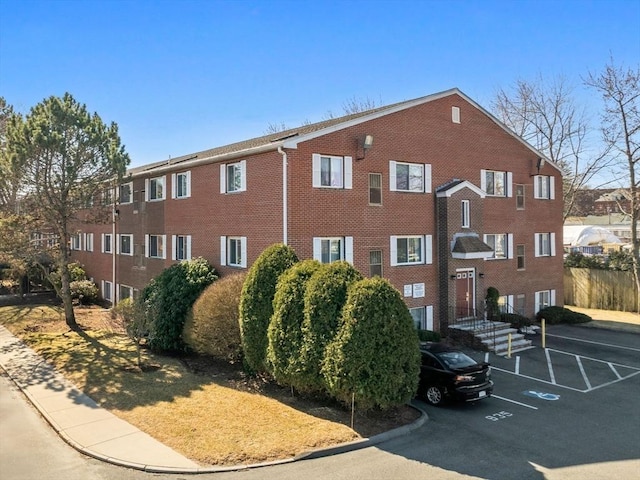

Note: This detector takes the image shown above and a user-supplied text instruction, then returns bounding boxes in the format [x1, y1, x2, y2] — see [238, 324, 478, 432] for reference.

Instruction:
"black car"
[418, 343, 493, 406]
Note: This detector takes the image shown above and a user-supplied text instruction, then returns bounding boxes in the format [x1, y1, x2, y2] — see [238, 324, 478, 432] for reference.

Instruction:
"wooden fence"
[564, 267, 638, 312]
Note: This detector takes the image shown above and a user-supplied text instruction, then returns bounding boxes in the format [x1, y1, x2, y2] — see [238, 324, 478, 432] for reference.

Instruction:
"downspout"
[278, 146, 288, 245]
[112, 198, 117, 307]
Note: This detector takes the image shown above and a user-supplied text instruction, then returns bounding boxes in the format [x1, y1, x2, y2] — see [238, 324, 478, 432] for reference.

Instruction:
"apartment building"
[70, 88, 563, 332]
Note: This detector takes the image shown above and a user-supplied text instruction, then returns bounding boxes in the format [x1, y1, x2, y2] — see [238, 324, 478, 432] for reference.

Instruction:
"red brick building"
[70, 89, 563, 332]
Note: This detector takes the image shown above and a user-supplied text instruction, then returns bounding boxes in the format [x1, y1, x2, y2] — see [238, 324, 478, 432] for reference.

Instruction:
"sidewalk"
[567, 306, 640, 334]
[0, 324, 426, 473]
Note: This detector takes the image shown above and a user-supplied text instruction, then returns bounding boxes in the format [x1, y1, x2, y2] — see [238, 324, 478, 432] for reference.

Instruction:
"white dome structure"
[563, 225, 622, 247]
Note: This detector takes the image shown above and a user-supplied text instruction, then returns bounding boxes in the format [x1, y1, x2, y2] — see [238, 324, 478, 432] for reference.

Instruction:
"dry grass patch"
[0, 303, 419, 466]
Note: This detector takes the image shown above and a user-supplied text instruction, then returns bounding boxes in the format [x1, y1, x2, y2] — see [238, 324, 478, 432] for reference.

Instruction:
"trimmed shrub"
[183, 273, 245, 362]
[322, 277, 421, 411]
[500, 313, 532, 330]
[486, 287, 500, 321]
[536, 306, 592, 325]
[267, 259, 322, 387]
[418, 329, 441, 342]
[299, 261, 363, 393]
[239, 244, 298, 373]
[138, 257, 218, 352]
[70, 280, 99, 305]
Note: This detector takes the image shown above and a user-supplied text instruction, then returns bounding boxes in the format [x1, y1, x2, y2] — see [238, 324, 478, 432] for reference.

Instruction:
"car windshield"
[435, 351, 477, 369]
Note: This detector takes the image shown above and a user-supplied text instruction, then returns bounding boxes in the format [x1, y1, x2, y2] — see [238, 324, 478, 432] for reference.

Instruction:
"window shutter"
[161, 235, 166, 259]
[508, 295, 514, 313]
[507, 234, 514, 259]
[313, 237, 322, 261]
[240, 160, 247, 192]
[426, 305, 434, 330]
[549, 176, 555, 200]
[390, 236, 398, 266]
[550, 232, 556, 256]
[171, 173, 177, 199]
[424, 164, 432, 193]
[186, 235, 192, 260]
[480, 170, 487, 192]
[534, 234, 540, 257]
[241, 236, 247, 268]
[144, 179, 150, 201]
[506, 172, 513, 197]
[533, 175, 540, 198]
[312, 154, 322, 187]
[344, 156, 352, 189]
[116, 234, 120, 254]
[101, 234, 105, 253]
[220, 236, 227, 266]
[171, 235, 177, 260]
[344, 236, 354, 263]
[425, 235, 433, 264]
[220, 164, 226, 193]
[389, 161, 397, 191]
[550, 289, 556, 306]
[144, 234, 149, 258]
[185, 171, 191, 197]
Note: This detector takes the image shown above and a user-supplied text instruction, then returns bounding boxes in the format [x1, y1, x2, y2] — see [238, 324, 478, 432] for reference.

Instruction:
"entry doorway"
[455, 268, 476, 319]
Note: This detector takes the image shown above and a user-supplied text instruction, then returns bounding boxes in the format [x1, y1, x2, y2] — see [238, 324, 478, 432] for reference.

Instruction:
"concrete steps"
[448, 319, 534, 356]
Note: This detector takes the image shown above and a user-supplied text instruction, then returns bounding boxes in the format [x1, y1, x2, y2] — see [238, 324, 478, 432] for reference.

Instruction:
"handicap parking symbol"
[523, 390, 560, 401]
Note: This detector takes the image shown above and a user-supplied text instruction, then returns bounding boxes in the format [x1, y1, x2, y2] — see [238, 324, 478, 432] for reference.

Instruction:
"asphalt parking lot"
[406, 324, 640, 480]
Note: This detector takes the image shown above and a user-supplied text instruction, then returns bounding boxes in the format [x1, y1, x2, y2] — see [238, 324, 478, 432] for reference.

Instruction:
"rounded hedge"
[266, 259, 322, 387]
[537, 306, 592, 325]
[322, 277, 421, 411]
[298, 261, 363, 392]
[183, 272, 246, 362]
[239, 243, 298, 373]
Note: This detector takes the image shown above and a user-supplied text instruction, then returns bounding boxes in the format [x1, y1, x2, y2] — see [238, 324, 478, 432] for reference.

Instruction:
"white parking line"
[492, 394, 538, 410]
[609, 362, 623, 380]
[545, 348, 556, 384]
[545, 333, 640, 353]
[576, 356, 592, 390]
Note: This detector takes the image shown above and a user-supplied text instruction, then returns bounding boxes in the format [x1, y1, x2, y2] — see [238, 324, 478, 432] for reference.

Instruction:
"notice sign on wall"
[413, 283, 425, 298]
[404, 285, 413, 297]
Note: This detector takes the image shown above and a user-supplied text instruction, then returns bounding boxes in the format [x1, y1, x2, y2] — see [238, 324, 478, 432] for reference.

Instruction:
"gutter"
[278, 147, 288, 245]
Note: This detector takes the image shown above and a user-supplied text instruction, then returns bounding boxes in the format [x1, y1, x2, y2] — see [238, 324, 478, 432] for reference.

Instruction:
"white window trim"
[102, 280, 113, 302]
[481, 169, 513, 197]
[533, 175, 555, 200]
[534, 232, 556, 257]
[452, 106, 461, 124]
[171, 171, 191, 199]
[117, 234, 134, 256]
[220, 161, 247, 193]
[119, 182, 133, 204]
[461, 200, 470, 228]
[84, 233, 94, 252]
[220, 235, 247, 267]
[312, 236, 354, 264]
[534, 289, 556, 313]
[390, 235, 433, 266]
[389, 161, 432, 193]
[483, 233, 513, 260]
[312, 154, 352, 189]
[117, 284, 134, 301]
[145, 176, 166, 201]
[171, 235, 192, 261]
[145, 234, 167, 259]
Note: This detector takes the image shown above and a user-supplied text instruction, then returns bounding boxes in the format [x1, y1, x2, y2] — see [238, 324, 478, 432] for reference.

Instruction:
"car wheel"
[424, 386, 444, 406]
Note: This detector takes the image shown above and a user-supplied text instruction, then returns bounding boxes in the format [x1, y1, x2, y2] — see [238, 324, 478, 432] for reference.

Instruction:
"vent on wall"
[452, 106, 461, 124]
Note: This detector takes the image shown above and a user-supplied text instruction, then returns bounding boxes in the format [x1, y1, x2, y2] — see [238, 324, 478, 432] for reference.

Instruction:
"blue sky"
[1, 0, 639, 169]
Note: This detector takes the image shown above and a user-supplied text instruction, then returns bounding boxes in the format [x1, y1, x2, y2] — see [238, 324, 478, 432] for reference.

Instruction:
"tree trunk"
[59, 247, 78, 331]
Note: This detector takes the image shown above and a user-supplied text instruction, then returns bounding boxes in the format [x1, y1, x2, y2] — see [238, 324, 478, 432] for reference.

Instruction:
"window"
[390, 161, 431, 193]
[172, 235, 191, 261]
[461, 200, 470, 228]
[313, 237, 353, 264]
[146, 234, 166, 259]
[516, 184, 525, 209]
[410, 305, 434, 330]
[517, 244, 525, 270]
[221, 161, 246, 193]
[535, 289, 556, 313]
[118, 284, 134, 301]
[118, 234, 133, 255]
[534, 175, 555, 199]
[172, 172, 191, 199]
[312, 154, 352, 189]
[390, 235, 433, 266]
[369, 173, 382, 204]
[452, 106, 461, 124]
[102, 233, 112, 254]
[369, 250, 382, 277]
[535, 232, 556, 257]
[70, 233, 81, 250]
[498, 295, 514, 313]
[101, 187, 114, 206]
[516, 294, 526, 316]
[84, 233, 94, 252]
[102, 280, 112, 302]
[484, 234, 512, 260]
[119, 182, 132, 204]
[220, 236, 247, 267]
[481, 170, 512, 197]
[146, 176, 165, 201]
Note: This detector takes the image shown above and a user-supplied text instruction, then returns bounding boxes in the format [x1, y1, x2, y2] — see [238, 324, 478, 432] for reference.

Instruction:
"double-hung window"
[534, 175, 555, 199]
[172, 171, 191, 199]
[390, 235, 433, 266]
[369, 250, 383, 277]
[172, 235, 191, 261]
[220, 236, 247, 267]
[409, 305, 434, 330]
[481, 169, 512, 197]
[516, 184, 525, 209]
[312, 154, 352, 189]
[313, 237, 354, 264]
[369, 173, 382, 204]
[534, 289, 556, 313]
[118, 234, 133, 255]
[461, 200, 470, 228]
[484, 233, 513, 260]
[119, 182, 133, 204]
[145, 234, 166, 259]
[517, 244, 525, 270]
[84, 233, 94, 252]
[118, 284, 134, 301]
[102, 280, 112, 302]
[146, 176, 165, 201]
[220, 161, 247, 193]
[71, 233, 82, 251]
[102, 233, 113, 253]
[535, 232, 556, 257]
[390, 161, 431, 193]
